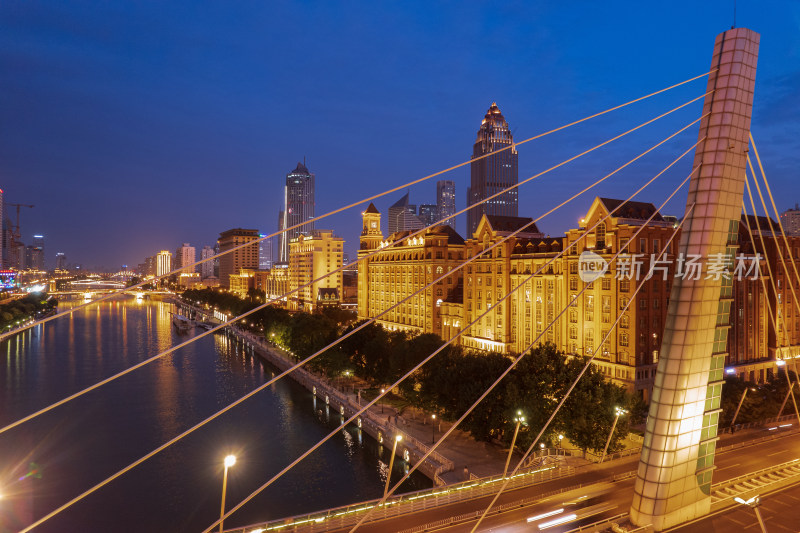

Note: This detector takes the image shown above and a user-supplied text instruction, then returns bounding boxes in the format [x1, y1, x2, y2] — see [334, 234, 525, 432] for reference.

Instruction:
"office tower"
[287, 230, 344, 311]
[55, 252, 67, 270]
[28, 235, 44, 270]
[156, 250, 172, 277]
[418, 204, 438, 227]
[467, 103, 518, 236]
[436, 180, 456, 229]
[200, 246, 215, 279]
[218, 228, 259, 288]
[0, 188, 3, 268]
[279, 162, 315, 263]
[780, 203, 800, 235]
[174, 243, 196, 274]
[387, 191, 424, 234]
[259, 234, 273, 270]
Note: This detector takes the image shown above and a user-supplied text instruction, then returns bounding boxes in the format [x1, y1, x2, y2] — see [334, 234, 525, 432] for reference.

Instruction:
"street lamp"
[219, 454, 236, 533]
[600, 407, 628, 463]
[384, 435, 402, 499]
[734, 495, 767, 533]
[380, 388, 386, 414]
[503, 411, 526, 478]
[558, 434, 564, 448]
[431, 414, 437, 444]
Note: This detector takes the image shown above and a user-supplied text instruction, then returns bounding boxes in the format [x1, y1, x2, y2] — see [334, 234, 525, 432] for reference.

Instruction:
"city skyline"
[2, 2, 800, 270]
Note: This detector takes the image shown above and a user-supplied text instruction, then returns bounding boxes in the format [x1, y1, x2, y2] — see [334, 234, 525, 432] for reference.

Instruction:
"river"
[0, 297, 430, 532]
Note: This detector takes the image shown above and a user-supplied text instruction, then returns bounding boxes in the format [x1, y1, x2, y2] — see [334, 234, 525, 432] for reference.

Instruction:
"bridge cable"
[0, 93, 708, 439]
[343, 171, 696, 533]
[21, 117, 702, 533]
[207, 145, 702, 532]
[466, 200, 692, 533]
[16, 113, 705, 533]
[740, 194, 800, 421]
[0, 70, 716, 340]
[743, 172, 800, 422]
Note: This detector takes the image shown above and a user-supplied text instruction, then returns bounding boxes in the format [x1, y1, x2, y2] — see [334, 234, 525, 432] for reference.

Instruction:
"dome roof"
[479, 102, 509, 131]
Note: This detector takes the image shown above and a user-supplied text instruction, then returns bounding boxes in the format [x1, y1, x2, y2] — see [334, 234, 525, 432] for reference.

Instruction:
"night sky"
[2, 1, 799, 270]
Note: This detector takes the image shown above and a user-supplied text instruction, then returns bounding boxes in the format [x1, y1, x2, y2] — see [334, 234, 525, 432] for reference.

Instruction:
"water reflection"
[0, 297, 431, 532]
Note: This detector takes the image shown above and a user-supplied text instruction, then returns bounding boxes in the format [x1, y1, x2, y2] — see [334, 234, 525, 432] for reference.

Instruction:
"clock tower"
[360, 203, 382, 251]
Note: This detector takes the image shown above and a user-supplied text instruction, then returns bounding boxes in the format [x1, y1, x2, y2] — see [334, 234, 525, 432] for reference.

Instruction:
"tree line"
[183, 288, 644, 455]
[0, 293, 57, 330]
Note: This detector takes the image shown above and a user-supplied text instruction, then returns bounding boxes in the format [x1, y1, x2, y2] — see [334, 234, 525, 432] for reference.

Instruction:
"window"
[602, 277, 611, 290]
[621, 314, 629, 328]
[620, 280, 630, 292]
[596, 222, 606, 249]
[620, 333, 629, 347]
[639, 238, 647, 254]
[653, 239, 660, 254]
[640, 298, 647, 309]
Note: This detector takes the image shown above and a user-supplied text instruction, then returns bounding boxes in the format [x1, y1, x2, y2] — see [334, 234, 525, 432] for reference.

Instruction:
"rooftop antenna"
[732, 0, 737, 28]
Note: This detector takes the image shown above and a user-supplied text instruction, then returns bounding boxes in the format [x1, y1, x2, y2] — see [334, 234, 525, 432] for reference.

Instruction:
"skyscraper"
[387, 191, 424, 235]
[200, 245, 215, 279]
[259, 234, 273, 270]
[218, 228, 259, 288]
[156, 250, 172, 278]
[467, 103, 518, 236]
[28, 235, 44, 270]
[55, 252, 67, 270]
[780, 203, 800, 235]
[280, 162, 315, 263]
[436, 180, 456, 229]
[418, 204, 438, 227]
[174, 243, 196, 274]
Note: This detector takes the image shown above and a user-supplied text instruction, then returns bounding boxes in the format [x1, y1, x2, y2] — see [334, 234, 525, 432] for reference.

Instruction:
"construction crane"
[4, 203, 34, 242]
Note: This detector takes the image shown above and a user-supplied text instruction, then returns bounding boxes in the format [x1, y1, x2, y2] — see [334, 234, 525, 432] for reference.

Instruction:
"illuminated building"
[467, 103, 518, 236]
[259, 234, 273, 270]
[218, 228, 259, 289]
[0, 189, 3, 268]
[156, 250, 172, 278]
[358, 203, 465, 337]
[174, 243, 196, 274]
[388, 191, 424, 234]
[229, 268, 255, 298]
[418, 204, 438, 227]
[288, 230, 343, 311]
[436, 180, 456, 230]
[460, 214, 544, 353]
[261, 263, 289, 304]
[200, 245, 214, 279]
[780, 203, 800, 236]
[55, 252, 67, 270]
[280, 162, 315, 263]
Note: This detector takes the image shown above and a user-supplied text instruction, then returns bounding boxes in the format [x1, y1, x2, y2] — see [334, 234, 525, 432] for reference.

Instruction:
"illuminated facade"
[437, 180, 456, 229]
[780, 203, 800, 236]
[460, 215, 544, 353]
[156, 250, 172, 278]
[200, 245, 214, 279]
[229, 268, 255, 298]
[467, 103, 518, 236]
[218, 228, 259, 289]
[358, 203, 465, 337]
[174, 243, 196, 274]
[287, 230, 343, 311]
[280, 162, 315, 263]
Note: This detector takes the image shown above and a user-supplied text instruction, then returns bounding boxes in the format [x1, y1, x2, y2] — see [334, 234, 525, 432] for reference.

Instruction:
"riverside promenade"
[180, 300, 586, 484]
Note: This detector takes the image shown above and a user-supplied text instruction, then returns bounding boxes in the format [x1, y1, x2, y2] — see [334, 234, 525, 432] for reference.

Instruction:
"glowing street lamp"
[380, 388, 386, 414]
[219, 454, 236, 533]
[383, 435, 402, 499]
[431, 414, 437, 444]
[600, 407, 628, 463]
[734, 495, 767, 533]
[503, 411, 526, 478]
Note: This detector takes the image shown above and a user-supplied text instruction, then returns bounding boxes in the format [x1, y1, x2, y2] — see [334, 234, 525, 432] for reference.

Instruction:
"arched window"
[596, 221, 606, 249]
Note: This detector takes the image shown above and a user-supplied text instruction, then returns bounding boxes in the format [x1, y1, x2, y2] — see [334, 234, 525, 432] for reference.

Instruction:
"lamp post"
[380, 388, 386, 414]
[431, 414, 437, 444]
[558, 434, 564, 449]
[219, 454, 236, 533]
[383, 435, 402, 499]
[600, 407, 627, 463]
[503, 411, 525, 478]
[734, 495, 768, 533]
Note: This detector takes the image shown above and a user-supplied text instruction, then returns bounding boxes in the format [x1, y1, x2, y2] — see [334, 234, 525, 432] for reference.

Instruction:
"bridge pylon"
[630, 27, 759, 530]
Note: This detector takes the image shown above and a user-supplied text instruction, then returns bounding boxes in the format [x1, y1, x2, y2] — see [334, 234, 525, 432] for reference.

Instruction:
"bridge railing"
[226, 459, 573, 533]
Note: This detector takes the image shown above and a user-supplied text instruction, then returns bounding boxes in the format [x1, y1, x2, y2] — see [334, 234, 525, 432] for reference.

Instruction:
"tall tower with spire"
[280, 162, 315, 263]
[467, 103, 519, 236]
[358, 203, 383, 318]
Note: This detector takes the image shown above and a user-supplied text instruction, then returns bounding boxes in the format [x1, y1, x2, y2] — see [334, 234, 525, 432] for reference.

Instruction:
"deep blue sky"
[2, 1, 799, 270]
